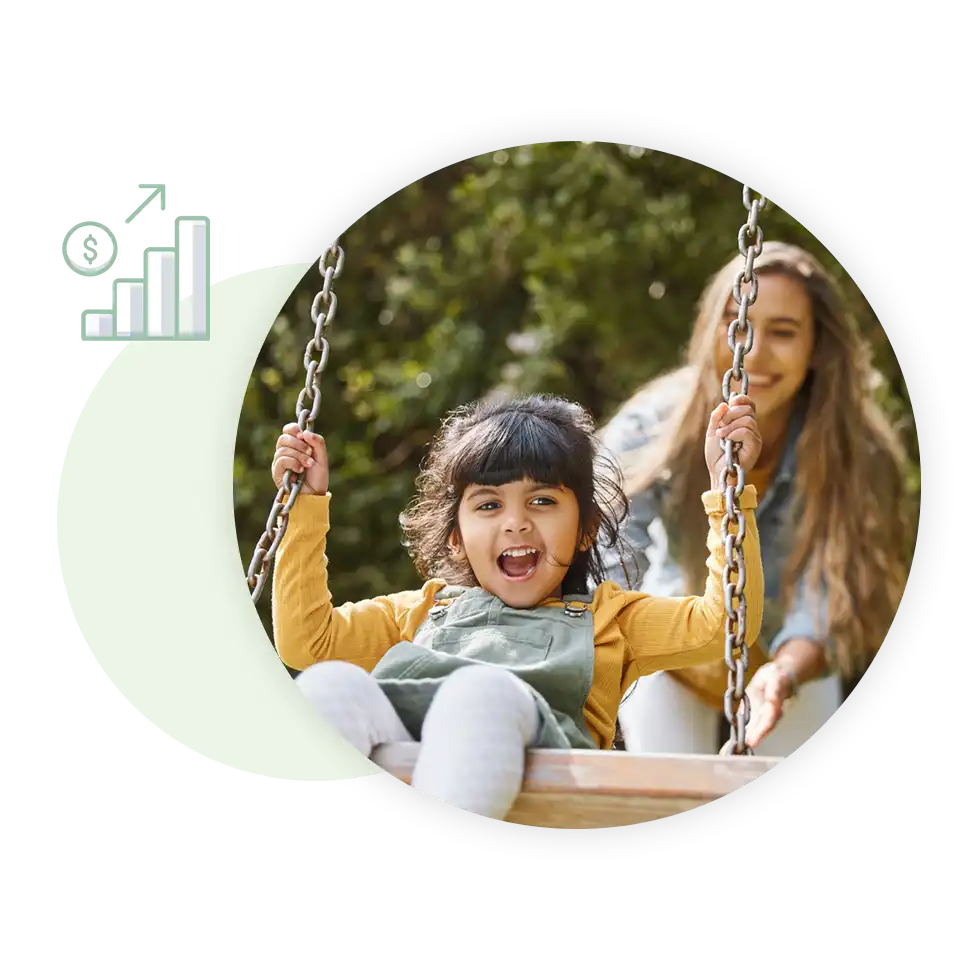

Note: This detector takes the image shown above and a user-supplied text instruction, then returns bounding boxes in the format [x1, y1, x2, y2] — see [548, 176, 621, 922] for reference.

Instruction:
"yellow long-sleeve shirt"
[667, 461, 779, 708]
[272, 486, 764, 749]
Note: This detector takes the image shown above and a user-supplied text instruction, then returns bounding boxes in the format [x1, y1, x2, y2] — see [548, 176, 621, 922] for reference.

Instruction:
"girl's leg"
[296, 661, 412, 755]
[617, 672, 719, 755]
[412, 666, 539, 820]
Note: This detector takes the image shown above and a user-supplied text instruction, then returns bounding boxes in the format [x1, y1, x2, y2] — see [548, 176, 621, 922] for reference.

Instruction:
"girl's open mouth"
[498, 547, 540, 581]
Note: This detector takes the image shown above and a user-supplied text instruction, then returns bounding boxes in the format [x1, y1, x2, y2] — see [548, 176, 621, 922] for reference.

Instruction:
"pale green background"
[58, 265, 378, 780]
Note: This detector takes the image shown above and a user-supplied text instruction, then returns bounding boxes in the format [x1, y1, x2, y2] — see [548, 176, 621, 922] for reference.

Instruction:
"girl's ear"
[447, 528, 466, 561]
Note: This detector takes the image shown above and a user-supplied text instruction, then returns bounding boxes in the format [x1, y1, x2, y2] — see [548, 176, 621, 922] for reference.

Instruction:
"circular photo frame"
[238, 105, 959, 863]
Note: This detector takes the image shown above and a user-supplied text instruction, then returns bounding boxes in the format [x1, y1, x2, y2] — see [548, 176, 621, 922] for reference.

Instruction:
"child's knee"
[437, 665, 535, 714]
[296, 660, 372, 703]
[295, 661, 410, 754]
[426, 665, 539, 746]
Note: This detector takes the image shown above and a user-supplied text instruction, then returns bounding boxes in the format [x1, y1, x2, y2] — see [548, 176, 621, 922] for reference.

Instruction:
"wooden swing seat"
[372, 743, 780, 828]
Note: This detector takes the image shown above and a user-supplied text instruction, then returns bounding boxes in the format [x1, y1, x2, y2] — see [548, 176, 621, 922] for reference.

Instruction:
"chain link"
[247, 243, 344, 604]
[719, 186, 766, 756]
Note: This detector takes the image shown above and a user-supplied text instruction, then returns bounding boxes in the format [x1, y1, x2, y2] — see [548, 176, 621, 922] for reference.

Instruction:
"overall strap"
[561, 592, 594, 617]
[430, 586, 594, 618]
[428, 584, 472, 618]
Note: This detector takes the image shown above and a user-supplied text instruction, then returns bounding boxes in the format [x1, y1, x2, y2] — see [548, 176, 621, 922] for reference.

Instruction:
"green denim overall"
[371, 586, 598, 750]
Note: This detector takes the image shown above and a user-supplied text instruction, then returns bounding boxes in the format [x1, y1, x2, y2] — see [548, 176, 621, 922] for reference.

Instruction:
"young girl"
[271, 394, 764, 821]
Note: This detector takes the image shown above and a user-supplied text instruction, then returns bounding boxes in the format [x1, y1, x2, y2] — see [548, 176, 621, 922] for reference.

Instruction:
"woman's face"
[714, 273, 816, 424]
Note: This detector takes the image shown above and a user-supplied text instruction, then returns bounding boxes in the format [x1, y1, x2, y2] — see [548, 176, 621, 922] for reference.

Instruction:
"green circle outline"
[62, 221, 118, 277]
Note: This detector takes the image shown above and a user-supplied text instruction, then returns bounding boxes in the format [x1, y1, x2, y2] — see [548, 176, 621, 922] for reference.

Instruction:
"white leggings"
[617, 671, 843, 757]
[296, 661, 540, 819]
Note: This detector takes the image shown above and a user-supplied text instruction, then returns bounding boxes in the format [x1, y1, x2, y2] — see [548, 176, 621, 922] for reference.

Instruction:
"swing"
[247, 187, 780, 826]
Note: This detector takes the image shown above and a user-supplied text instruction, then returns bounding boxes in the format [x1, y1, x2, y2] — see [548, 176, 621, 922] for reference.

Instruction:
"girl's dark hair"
[400, 394, 630, 593]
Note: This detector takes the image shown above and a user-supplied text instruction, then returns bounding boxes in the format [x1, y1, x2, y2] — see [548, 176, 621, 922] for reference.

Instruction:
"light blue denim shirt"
[597, 378, 829, 659]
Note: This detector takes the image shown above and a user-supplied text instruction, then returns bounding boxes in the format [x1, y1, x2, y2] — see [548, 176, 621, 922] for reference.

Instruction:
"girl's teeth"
[502, 548, 536, 557]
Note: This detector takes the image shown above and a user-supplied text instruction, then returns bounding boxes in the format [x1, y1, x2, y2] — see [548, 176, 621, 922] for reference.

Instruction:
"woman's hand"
[705, 393, 762, 488]
[744, 662, 796, 748]
[745, 638, 829, 747]
[271, 423, 329, 495]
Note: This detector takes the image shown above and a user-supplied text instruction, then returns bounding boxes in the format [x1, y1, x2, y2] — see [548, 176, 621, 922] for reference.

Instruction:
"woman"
[598, 241, 914, 755]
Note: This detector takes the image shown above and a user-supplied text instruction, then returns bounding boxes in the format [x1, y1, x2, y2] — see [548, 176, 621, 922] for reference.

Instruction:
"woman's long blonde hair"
[621, 242, 915, 678]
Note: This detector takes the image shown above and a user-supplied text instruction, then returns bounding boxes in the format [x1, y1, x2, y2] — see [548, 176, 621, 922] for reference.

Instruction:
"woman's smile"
[746, 373, 782, 389]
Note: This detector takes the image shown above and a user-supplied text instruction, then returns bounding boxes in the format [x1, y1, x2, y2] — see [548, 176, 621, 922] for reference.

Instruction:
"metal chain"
[247, 243, 344, 603]
[719, 186, 766, 756]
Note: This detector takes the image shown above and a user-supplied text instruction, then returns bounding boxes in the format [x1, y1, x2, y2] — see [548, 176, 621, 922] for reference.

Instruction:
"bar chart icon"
[82, 216, 209, 341]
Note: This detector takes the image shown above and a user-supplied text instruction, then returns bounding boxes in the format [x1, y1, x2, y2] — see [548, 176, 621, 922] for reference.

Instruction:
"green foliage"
[233, 142, 918, 643]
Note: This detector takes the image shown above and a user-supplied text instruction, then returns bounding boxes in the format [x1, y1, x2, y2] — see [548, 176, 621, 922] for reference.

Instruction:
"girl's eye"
[530, 496, 556, 506]
[769, 328, 797, 340]
[476, 501, 500, 511]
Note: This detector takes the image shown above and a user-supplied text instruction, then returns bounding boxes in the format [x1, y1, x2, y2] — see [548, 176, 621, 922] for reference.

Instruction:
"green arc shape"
[56, 186, 377, 782]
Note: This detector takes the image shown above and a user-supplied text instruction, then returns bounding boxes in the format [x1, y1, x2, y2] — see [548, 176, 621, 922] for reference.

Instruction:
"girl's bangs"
[451, 411, 580, 492]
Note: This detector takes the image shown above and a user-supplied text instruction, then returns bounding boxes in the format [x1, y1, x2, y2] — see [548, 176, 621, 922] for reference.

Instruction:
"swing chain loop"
[719, 185, 765, 757]
[247, 242, 344, 604]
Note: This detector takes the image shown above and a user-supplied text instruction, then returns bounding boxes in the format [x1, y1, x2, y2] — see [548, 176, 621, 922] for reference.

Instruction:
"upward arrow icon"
[121, 185, 168, 225]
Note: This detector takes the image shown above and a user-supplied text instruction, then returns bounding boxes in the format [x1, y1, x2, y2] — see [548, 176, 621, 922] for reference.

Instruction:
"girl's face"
[713, 273, 816, 425]
[451, 478, 585, 608]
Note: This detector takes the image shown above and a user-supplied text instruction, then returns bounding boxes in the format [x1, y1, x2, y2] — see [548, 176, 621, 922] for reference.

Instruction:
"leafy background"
[233, 142, 918, 647]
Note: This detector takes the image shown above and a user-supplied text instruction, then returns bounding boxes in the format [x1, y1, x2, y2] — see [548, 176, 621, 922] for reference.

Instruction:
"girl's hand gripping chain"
[704, 394, 762, 490]
[272, 422, 330, 495]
